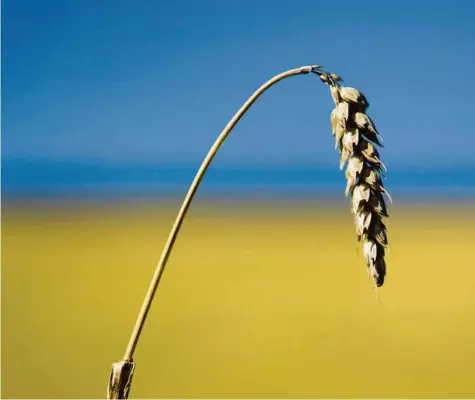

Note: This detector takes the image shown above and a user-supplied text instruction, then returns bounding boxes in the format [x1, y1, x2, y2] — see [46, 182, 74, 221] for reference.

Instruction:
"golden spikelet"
[314, 68, 390, 288]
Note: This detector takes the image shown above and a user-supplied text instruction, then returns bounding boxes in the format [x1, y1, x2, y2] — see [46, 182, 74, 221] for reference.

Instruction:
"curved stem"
[123, 65, 317, 360]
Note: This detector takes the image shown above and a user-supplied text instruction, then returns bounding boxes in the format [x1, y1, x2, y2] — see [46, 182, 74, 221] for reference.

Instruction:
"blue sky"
[2, 0, 475, 192]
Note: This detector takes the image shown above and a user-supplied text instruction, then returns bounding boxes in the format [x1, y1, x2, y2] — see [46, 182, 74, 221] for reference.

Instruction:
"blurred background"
[2, 0, 475, 398]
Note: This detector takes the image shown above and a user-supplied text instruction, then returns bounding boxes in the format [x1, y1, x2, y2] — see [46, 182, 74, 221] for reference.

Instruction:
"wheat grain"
[314, 67, 390, 288]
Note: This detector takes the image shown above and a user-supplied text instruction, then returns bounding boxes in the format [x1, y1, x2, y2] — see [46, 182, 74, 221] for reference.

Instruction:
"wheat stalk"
[106, 65, 390, 399]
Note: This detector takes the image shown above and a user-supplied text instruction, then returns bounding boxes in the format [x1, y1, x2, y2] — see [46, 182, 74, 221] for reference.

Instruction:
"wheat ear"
[317, 70, 390, 288]
[107, 65, 389, 399]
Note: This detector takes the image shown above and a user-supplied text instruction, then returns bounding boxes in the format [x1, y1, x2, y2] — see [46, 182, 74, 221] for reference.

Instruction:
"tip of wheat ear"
[318, 71, 390, 288]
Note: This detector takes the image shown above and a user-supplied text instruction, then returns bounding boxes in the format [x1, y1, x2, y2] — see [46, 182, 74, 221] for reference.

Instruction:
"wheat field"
[2, 199, 475, 399]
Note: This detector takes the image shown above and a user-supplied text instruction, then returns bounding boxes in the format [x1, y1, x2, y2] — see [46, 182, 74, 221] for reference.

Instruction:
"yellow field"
[2, 199, 475, 399]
